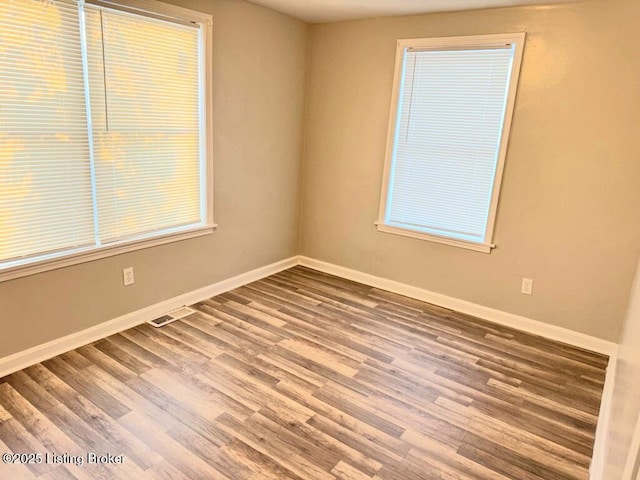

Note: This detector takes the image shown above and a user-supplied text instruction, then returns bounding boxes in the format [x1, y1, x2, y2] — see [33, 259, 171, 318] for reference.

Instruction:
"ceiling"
[245, 0, 580, 23]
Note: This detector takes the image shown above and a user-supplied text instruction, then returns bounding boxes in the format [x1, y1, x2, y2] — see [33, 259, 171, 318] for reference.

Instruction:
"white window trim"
[1, 0, 215, 283]
[376, 33, 526, 254]
[1, 226, 214, 282]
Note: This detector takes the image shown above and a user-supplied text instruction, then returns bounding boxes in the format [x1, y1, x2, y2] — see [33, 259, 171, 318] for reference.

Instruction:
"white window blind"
[378, 34, 524, 252]
[85, 6, 203, 243]
[0, 0, 95, 263]
[0, 0, 213, 279]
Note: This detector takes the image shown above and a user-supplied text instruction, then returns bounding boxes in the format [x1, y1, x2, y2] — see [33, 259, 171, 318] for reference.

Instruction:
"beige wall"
[2, 0, 639, 360]
[300, 0, 640, 342]
[0, 0, 309, 358]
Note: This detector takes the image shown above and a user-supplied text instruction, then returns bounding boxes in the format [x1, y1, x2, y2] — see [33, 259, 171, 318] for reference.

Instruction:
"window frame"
[0, 0, 215, 282]
[376, 33, 526, 253]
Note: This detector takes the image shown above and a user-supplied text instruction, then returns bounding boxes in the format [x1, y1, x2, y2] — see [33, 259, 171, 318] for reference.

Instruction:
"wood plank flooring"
[0, 266, 608, 479]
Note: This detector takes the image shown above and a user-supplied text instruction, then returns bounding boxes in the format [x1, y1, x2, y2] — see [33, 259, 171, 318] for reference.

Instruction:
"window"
[377, 33, 525, 253]
[0, 0, 213, 281]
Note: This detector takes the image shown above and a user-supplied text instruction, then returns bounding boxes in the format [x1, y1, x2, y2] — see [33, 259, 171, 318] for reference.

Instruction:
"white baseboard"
[1, 253, 617, 380]
[297, 256, 617, 356]
[0, 256, 298, 379]
[589, 349, 618, 479]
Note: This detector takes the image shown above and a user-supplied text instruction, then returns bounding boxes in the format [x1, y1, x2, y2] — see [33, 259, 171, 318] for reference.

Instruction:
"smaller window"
[377, 33, 525, 253]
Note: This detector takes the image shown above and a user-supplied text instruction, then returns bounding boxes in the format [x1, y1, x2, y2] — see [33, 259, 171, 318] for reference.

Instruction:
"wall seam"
[295, 22, 314, 255]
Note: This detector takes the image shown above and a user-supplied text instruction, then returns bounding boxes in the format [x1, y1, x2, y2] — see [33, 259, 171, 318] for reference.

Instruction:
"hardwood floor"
[0, 266, 608, 479]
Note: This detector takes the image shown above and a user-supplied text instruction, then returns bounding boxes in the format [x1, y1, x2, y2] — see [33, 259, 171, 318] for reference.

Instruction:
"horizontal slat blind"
[386, 46, 515, 244]
[85, 6, 202, 243]
[0, 0, 96, 264]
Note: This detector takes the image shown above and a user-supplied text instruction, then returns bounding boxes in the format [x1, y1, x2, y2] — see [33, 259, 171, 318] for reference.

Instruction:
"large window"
[0, 0, 213, 280]
[377, 34, 525, 253]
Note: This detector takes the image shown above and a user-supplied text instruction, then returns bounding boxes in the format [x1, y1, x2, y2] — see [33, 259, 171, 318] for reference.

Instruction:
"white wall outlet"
[123, 267, 135, 286]
[521, 277, 533, 295]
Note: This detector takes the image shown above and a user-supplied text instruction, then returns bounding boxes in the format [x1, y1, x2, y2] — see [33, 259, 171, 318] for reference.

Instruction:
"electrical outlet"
[521, 277, 533, 295]
[123, 267, 134, 286]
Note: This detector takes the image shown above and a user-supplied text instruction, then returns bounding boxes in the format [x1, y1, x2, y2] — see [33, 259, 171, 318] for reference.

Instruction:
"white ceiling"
[245, 0, 580, 23]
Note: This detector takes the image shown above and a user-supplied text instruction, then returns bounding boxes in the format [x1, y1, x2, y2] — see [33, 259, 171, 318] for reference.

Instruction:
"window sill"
[0, 224, 217, 283]
[376, 223, 494, 253]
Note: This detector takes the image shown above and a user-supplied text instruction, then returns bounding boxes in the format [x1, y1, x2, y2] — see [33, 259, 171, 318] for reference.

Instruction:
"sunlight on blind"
[387, 47, 515, 244]
[85, 7, 202, 243]
[0, 0, 95, 262]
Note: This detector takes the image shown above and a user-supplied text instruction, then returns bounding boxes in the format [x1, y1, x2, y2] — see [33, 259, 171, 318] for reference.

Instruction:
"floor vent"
[147, 306, 196, 328]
